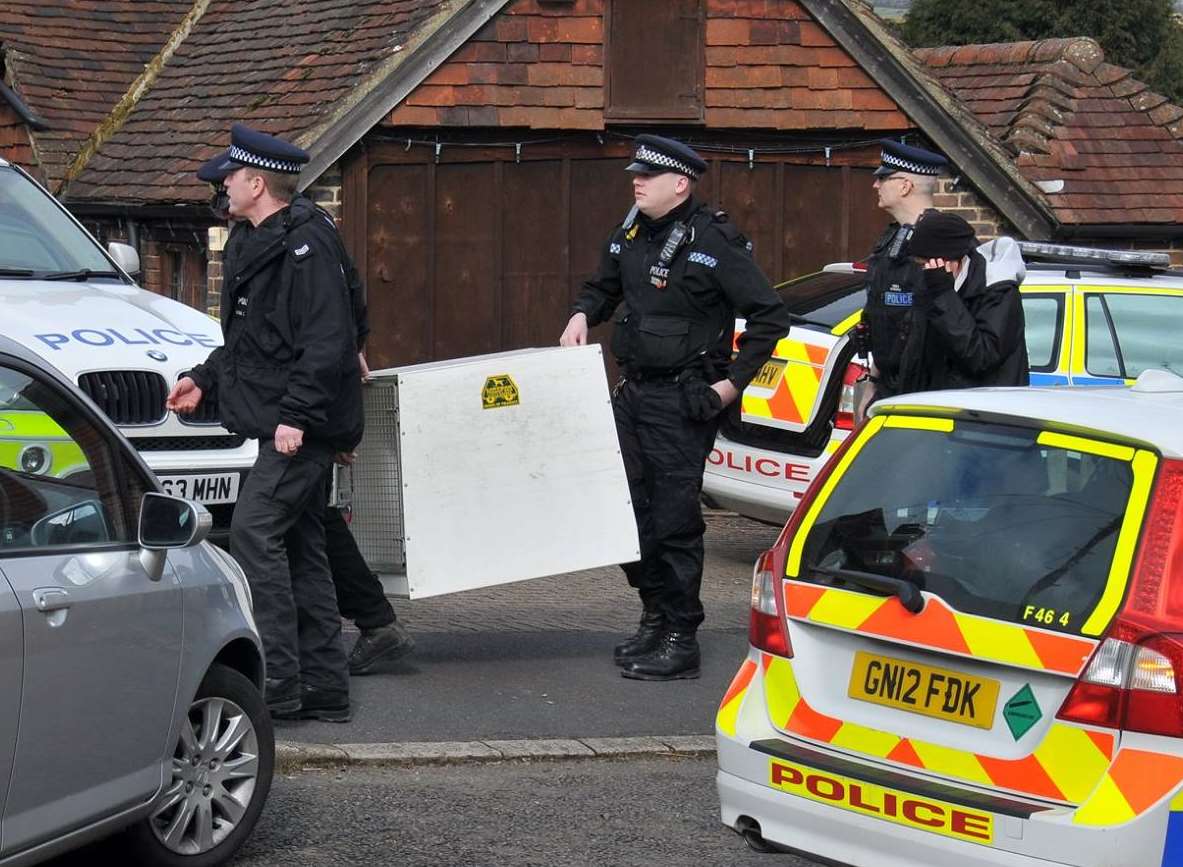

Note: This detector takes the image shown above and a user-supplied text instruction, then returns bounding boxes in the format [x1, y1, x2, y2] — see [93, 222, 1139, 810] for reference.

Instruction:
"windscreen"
[0, 166, 113, 276]
[797, 421, 1135, 635]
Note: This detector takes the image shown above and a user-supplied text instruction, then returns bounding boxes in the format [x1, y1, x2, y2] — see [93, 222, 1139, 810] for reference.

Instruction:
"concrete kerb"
[275, 734, 717, 774]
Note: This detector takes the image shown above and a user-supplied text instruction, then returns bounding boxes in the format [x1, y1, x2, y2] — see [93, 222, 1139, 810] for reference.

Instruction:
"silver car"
[0, 336, 272, 865]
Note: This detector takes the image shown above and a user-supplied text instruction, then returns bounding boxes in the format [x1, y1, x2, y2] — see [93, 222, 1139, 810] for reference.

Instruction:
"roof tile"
[918, 37, 1183, 226]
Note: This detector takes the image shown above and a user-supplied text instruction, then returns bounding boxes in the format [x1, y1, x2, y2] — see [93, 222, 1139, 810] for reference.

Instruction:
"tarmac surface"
[275, 512, 782, 766]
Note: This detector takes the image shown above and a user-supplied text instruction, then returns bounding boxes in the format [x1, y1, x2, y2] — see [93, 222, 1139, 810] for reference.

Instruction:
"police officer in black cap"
[194, 147, 415, 677]
[169, 123, 364, 720]
[561, 135, 790, 681]
[855, 139, 949, 416]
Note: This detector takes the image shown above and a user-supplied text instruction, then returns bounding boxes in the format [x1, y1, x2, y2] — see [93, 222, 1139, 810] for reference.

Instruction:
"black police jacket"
[906, 238, 1029, 392]
[862, 214, 932, 397]
[189, 196, 364, 451]
[572, 197, 790, 390]
[222, 197, 369, 351]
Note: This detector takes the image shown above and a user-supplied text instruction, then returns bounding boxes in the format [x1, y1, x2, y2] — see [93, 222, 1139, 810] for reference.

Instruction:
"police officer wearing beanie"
[194, 147, 415, 677]
[168, 124, 364, 720]
[857, 140, 949, 414]
[560, 135, 791, 681]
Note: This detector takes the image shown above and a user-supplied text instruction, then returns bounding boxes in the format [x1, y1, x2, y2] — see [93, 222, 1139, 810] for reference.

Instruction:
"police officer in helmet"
[560, 135, 790, 681]
[857, 140, 948, 414]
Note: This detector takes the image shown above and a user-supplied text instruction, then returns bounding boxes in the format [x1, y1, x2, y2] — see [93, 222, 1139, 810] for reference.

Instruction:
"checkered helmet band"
[634, 144, 699, 178]
[229, 144, 302, 175]
[881, 149, 941, 176]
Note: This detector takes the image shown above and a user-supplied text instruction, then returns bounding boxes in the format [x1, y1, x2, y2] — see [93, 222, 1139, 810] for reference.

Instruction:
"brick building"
[3, 0, 1183, 368]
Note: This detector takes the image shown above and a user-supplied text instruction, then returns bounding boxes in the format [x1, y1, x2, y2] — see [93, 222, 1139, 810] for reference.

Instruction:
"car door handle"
[32, 588, 71, 612]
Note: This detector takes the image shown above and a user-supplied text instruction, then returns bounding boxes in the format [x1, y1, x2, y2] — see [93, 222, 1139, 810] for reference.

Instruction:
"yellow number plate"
[750, 359, 786, 389]
[848, 651, 1000, 729]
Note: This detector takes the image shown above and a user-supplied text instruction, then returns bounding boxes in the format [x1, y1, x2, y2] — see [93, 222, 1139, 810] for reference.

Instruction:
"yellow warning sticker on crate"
[482, 374, 520, 409]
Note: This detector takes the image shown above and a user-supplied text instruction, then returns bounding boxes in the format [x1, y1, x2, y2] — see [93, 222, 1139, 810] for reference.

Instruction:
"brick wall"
[932, 178, 1013, 242]
[305, 163, 343, 223]
[0, 101, 37, 175]
[387, 0, 906, 130]
[142, 239, 165, 295]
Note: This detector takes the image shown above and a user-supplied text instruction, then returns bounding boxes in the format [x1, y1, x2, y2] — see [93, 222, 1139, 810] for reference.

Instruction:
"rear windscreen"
[797, 422, 1135, 635]
[777, 272, 866, 327]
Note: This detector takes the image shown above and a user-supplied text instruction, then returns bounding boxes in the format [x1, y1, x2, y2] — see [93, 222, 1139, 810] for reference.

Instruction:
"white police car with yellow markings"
[0, 157, 253, 541]
[706, 243, 1183, 525]
[717, 371, 1183, 866]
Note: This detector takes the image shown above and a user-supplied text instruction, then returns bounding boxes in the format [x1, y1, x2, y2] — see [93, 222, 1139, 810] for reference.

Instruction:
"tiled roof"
[917, 38, 1183, 226]
[389, 0, 908, 130]
[0, 1, 195, 191]
[68, 0, 456, 205]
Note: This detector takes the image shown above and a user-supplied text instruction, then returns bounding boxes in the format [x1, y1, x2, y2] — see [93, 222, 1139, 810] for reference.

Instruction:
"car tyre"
[125, 663, 274, 867]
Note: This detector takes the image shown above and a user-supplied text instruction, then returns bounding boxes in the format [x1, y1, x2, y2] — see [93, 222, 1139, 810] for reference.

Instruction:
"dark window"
[777, 271, 866, 329]
[797, 423, 1134, 634]
[0, 364, 150, 550]
[604, 0, 704, 122]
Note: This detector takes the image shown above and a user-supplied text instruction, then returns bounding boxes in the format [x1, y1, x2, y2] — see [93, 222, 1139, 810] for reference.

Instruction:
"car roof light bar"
[1017, 241, 1171, 270]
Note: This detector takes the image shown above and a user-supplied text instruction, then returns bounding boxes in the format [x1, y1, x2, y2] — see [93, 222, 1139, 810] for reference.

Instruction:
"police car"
[716, 372, 1183, 866]
[0, 157, 253, 540]
[704, 243, 1183, 524]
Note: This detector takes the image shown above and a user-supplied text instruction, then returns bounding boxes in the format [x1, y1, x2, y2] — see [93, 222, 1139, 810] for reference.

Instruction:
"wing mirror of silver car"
[139, 492, 213, 551]
[138, 493, 213, 581]
[107, 241, 141, 276]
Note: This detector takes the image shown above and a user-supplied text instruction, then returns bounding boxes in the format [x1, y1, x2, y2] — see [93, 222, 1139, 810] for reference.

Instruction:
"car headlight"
[19, 445, 50, 475]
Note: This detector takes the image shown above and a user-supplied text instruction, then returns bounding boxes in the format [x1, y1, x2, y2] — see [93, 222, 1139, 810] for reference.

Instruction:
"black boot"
[264, 675, 302, 715]
[621, 631, 700, 681]
[273, 684, 352, 723]
[613, 608, 665, 666]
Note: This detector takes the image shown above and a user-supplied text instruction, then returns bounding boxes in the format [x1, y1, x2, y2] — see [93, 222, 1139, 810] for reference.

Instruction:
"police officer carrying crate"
[560, 135, 790, 681]
[856, 140, 948, 414]
[169, 124, 364, 720]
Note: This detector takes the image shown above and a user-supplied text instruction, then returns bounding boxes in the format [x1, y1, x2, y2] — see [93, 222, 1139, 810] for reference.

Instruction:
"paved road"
[54, 756, 820, 867]
[285, 513, 782, 745]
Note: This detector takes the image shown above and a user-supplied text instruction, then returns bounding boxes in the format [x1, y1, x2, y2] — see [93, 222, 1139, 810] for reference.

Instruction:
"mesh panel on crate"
[345, 382, 405, 572]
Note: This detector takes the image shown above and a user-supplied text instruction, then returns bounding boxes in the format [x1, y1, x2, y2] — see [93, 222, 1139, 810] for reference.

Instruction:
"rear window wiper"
[812, 566, 925, 614]
[41, 269, 123, 281]
[0, 268, 35, 277]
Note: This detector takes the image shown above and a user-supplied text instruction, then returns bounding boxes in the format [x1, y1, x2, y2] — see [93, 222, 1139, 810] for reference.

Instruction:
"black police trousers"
[231, 440, 348, 693]
[614, 378, 720, 632]
[320, 504, 396, 631]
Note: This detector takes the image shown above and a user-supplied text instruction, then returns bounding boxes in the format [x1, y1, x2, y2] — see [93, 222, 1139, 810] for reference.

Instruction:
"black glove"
[921, 266, 955, 298]
[683, 379, 723, 421]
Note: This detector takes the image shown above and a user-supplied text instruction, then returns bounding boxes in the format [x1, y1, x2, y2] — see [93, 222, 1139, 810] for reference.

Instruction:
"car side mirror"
[139, 492, 212, 550]
[107, 241, 141, 276]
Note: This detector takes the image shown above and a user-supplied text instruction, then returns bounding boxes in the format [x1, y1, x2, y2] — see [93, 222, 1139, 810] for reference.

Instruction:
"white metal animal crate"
[334, 345, 639, 599]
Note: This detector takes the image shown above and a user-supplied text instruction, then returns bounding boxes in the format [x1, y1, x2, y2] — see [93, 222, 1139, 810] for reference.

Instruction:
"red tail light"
[1057, 461, 1183, 737]
[834, 363, 866, 431]
[751, 425, 868, 657]
[750, 549, 790, 656]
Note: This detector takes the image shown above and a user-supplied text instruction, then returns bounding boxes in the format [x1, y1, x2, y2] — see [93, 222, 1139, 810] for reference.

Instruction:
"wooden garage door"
[348, 139, 885, 370]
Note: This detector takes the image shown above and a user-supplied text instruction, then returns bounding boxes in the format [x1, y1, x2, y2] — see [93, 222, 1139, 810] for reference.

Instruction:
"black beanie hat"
[910, 212, 977, 260]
